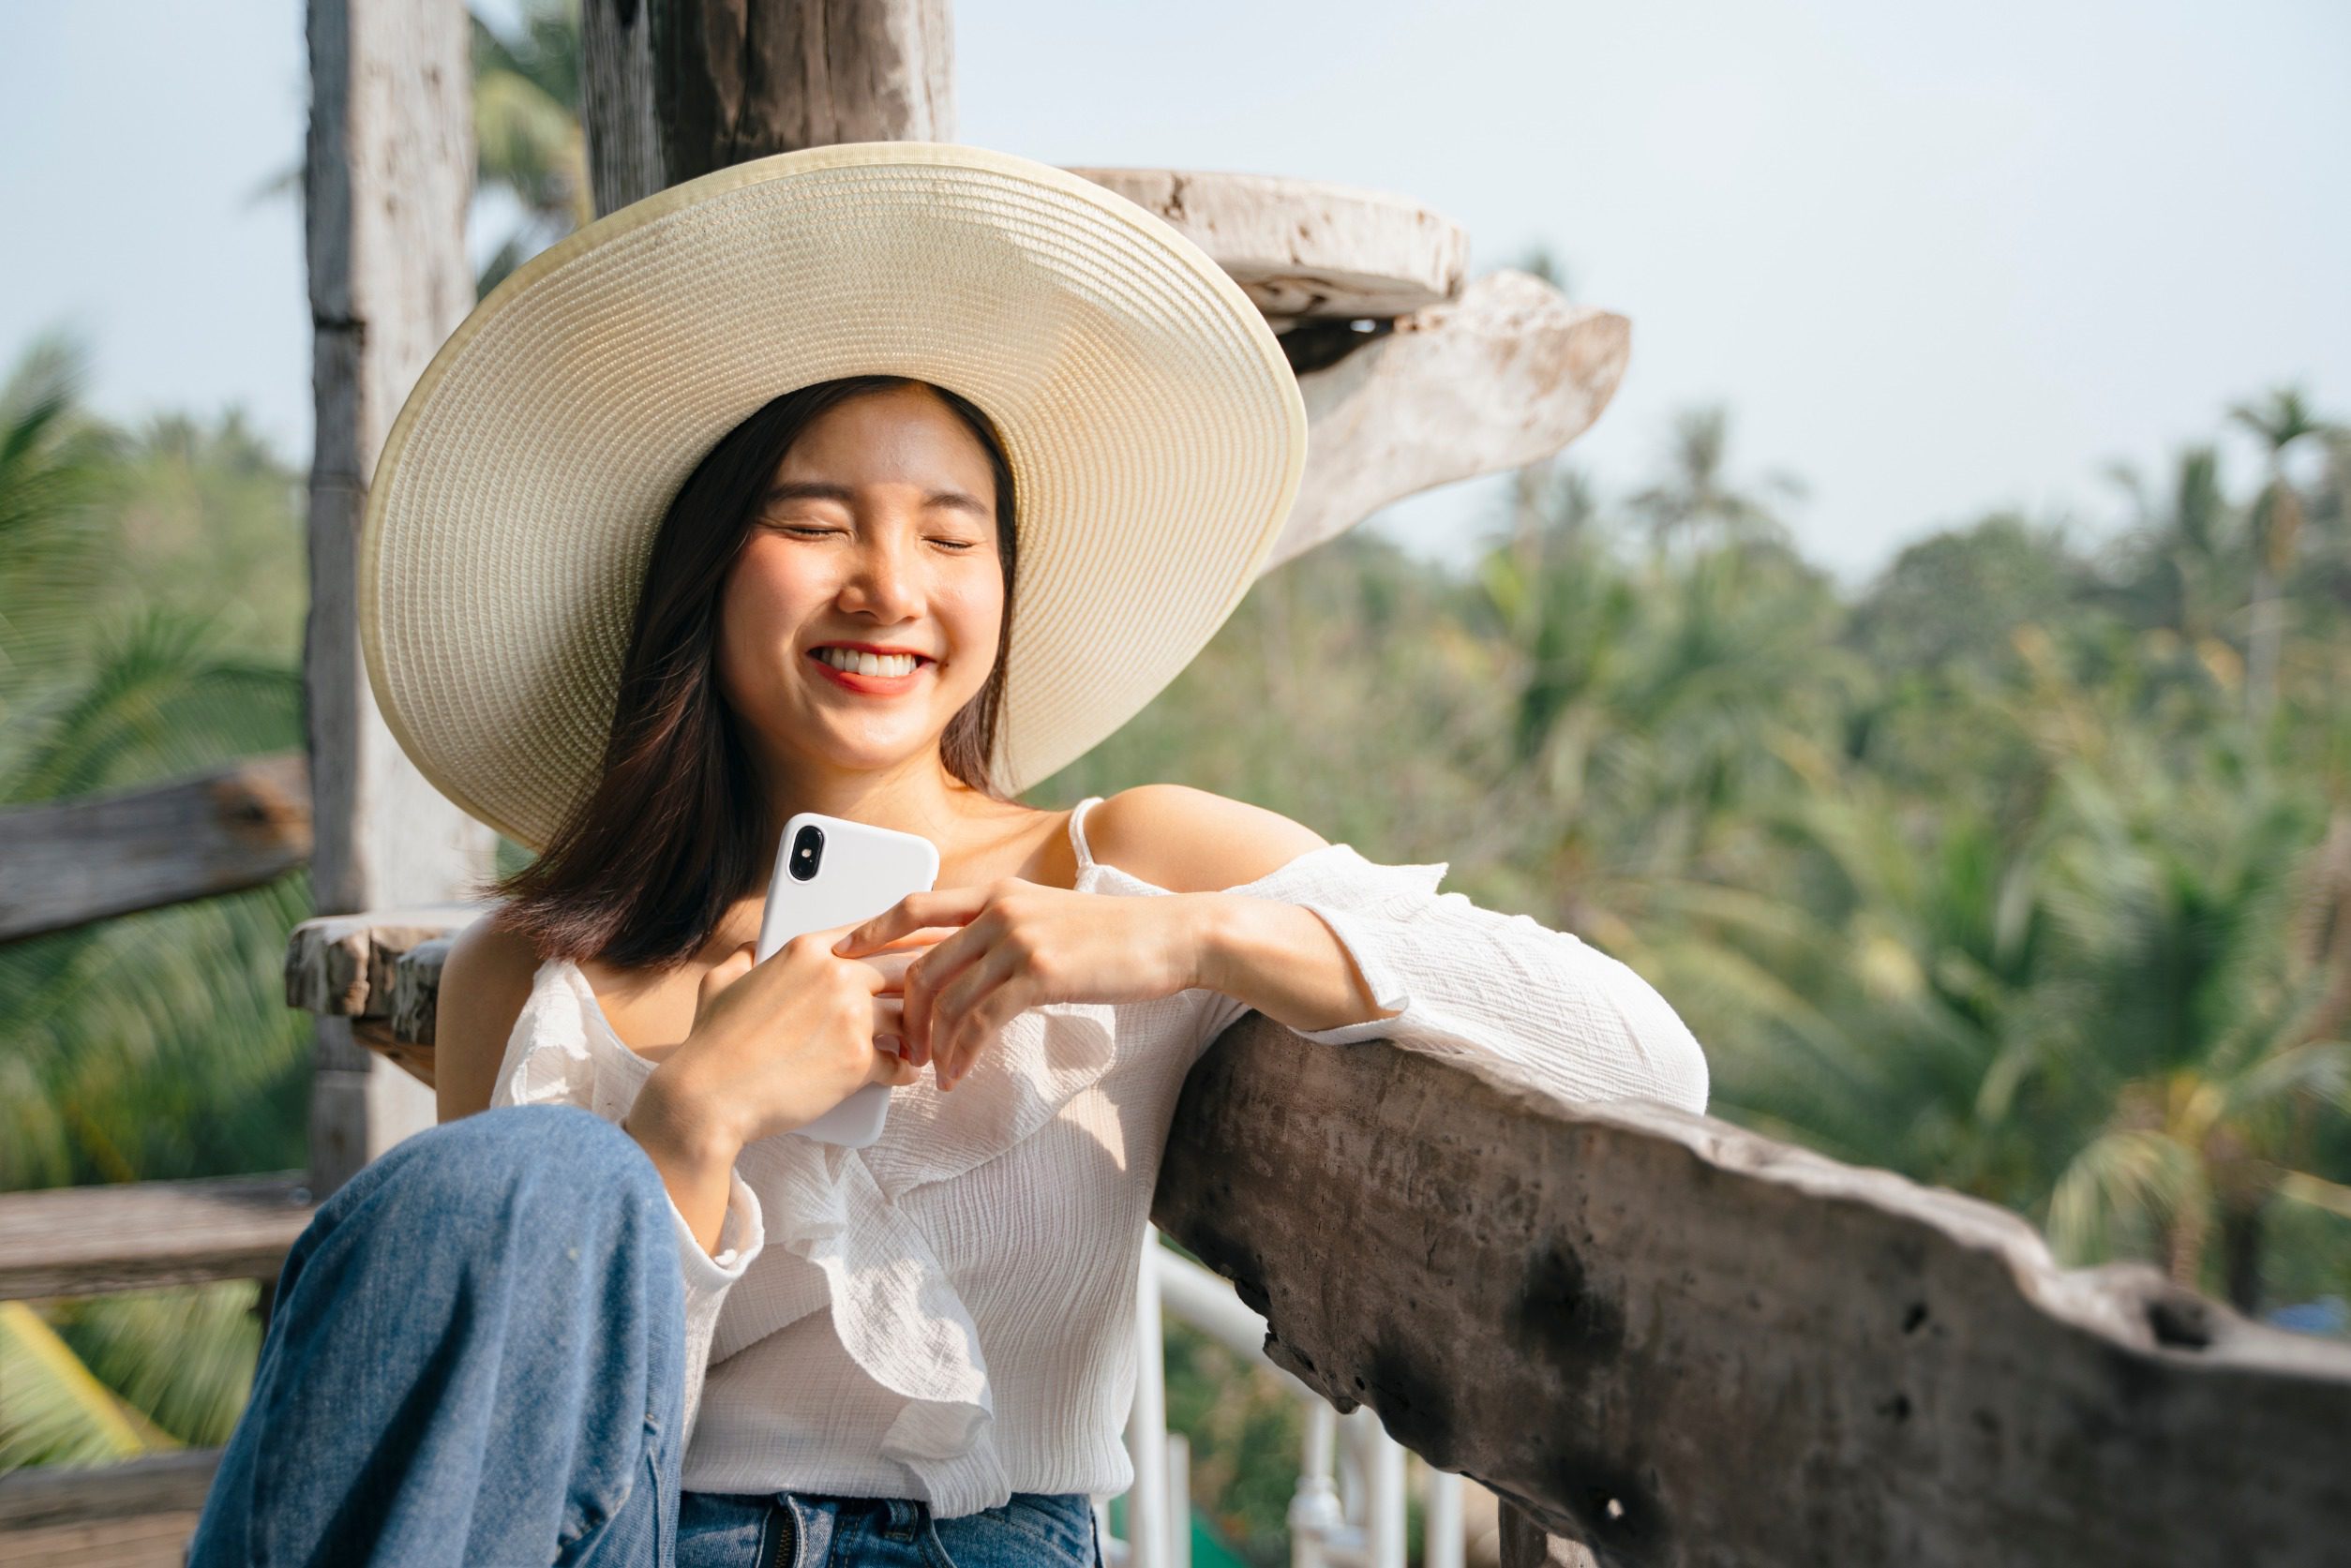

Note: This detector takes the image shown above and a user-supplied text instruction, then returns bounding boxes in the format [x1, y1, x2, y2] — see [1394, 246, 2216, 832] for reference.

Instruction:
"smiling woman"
[188, 142, 1705, 1568]
[486, 374, 1022, 976]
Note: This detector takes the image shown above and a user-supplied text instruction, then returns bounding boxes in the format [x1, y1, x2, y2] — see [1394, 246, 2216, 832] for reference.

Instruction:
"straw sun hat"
[359, 141, 1309, 853]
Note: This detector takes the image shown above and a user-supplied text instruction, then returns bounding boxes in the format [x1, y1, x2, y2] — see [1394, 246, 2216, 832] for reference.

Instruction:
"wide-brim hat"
[359, 141, 1308, 852]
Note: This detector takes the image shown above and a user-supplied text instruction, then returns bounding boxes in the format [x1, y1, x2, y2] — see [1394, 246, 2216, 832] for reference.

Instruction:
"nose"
[836, 530, 923, 622]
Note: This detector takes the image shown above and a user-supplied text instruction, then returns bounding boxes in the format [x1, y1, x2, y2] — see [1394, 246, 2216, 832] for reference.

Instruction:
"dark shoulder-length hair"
[475, 375, 1019, 974]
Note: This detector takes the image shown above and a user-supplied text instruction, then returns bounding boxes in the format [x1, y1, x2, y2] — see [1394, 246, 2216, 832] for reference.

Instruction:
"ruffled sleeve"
[488, 959, 767, 1449]
[1190, 845, 1711, 1116]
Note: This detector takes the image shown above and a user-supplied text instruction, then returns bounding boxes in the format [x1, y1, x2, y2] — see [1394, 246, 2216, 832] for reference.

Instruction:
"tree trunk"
[579, 0, 955, 217]
[302, 0, 496, 1196]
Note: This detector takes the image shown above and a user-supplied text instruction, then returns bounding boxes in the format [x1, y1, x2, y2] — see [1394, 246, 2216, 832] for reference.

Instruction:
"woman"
[187, 144, 1708, 1567]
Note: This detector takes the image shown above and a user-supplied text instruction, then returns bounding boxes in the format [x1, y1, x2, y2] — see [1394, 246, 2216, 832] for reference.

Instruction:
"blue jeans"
[185, 1103, 1101, 1567]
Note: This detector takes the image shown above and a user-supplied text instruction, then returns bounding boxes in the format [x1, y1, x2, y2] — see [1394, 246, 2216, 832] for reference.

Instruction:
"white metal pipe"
[1126, 1225, 1171, 1568]
[1290, 1402, 1343, 1568]
[1422, 1465, 1464, 1568]
[1152, 1245, 1301, 1382]
[1097, 1500, 1126, 1567]
[1167, 1432, 1192, 1568]
[1366, 1422, 1407, 1568]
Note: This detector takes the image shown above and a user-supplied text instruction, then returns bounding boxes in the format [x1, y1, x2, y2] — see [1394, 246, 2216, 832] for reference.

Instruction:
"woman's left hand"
[831, 879, 1211, 1090]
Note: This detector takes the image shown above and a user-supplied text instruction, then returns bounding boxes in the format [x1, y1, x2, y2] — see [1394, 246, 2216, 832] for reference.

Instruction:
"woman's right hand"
[648, 923, 925, 1153]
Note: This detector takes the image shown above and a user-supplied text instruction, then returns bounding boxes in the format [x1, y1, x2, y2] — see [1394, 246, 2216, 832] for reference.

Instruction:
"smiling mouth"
[806, 646, 932, 689]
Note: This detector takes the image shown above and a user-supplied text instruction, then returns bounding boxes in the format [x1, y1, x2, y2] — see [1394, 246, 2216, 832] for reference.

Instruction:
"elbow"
[1585, 945, 1710, 1116]
[1642, 1009, 1711, 1118]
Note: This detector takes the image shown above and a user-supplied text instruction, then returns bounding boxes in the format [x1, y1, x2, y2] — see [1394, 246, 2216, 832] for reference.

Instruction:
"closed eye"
[767, 522, 982, 557]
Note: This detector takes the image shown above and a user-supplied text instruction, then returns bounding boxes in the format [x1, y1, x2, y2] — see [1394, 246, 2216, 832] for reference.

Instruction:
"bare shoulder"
[1084, 784, 1330, 893]
[435, 908, 545, 1124]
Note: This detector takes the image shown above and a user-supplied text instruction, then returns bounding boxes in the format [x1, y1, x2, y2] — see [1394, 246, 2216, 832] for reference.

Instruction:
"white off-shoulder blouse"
[487, 794, 1708, 1516]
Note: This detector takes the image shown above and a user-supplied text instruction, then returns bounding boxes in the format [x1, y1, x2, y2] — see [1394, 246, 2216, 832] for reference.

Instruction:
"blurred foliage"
[471, 0, 590, 295]
[0, 336, 305, 1471]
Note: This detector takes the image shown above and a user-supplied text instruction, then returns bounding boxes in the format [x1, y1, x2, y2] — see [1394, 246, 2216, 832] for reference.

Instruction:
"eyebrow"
[761, 480, 991, 518]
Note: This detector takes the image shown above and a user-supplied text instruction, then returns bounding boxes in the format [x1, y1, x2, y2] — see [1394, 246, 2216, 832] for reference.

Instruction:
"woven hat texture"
[360, 141, 1308, 851]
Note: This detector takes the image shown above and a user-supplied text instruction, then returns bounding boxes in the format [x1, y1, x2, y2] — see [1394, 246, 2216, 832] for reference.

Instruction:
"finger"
[869, 1041, 921, 1088]
[947, 982, 1031, 1091]
[872, 996, 905, 1036]
[933, 949, 1027, 1089]
[901, 924, 996, 1062]
[832, 888, 992, 956]
[848, 935, 950, 993]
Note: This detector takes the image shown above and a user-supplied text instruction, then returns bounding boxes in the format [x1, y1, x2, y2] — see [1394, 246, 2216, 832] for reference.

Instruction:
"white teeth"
[816, 647, 921, 678]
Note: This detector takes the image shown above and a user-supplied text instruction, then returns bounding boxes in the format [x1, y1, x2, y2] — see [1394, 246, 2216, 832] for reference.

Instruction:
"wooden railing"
[0, 754, 327, 1564]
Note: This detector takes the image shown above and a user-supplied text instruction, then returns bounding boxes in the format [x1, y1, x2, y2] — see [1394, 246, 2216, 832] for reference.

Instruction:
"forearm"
[1190, 890, 1402, 1036]
[621, 1071, 741, 1259]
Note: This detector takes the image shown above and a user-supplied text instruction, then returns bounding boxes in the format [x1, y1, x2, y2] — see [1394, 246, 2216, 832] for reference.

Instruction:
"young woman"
[187, 145, 1707, 1568]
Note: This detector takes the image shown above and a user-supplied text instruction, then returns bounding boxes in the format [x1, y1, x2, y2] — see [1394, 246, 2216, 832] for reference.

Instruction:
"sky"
[3, 0, 2345, 583]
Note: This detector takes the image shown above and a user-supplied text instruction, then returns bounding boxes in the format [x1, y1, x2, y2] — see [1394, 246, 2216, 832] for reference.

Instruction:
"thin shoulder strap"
[1067, 795, 1105, 874]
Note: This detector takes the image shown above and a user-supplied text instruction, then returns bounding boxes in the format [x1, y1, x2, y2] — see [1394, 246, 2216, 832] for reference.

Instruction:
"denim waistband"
[686, 1487, 1098, 1568]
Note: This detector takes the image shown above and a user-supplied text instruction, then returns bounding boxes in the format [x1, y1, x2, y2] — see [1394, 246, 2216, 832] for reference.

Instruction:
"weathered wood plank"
[0, 1449, 220, 1532]
[1151, 1016, 2351, 1568]
[387, 934, 456, 1049]
[1061, 166, 1468, 329]
[0, 1174, 314, 1302]
[1271, 271, 1629, 573]
[281, 903, 483, 1019]
[0, 754, 311, 945]
[0, 1510, 204, 1567]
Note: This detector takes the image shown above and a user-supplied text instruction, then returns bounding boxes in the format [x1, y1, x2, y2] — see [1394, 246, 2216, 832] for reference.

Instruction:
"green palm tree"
[471, 0, 590, 294]
[1626, 405, 1806, 558]
[1657, 777, 2066, 1206]
[2228, 386, 2341, 721]
[2104, 445, 2245, 693]
[2040, 751, 2351, 1311]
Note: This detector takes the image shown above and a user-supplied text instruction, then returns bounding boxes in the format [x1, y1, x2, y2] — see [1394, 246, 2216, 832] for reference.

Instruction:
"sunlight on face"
[714, 383, 1005, 780]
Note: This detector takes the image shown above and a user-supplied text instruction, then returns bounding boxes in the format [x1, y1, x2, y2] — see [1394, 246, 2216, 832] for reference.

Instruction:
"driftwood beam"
[0, 753, 310, 945]
[1061, 166, 1468, 330]
[1274, 271, 1629, 572]
[1151, 1014, 2351, 1568]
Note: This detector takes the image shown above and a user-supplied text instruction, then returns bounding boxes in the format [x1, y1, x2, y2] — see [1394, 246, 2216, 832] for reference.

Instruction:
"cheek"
[718, 552, 828, 679]
[936, 567, 1006, 670]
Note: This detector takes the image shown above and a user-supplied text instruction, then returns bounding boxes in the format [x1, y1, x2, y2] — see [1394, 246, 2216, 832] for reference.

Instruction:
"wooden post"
[580, 0, 955, 216]
[302, 0, 495, 1196]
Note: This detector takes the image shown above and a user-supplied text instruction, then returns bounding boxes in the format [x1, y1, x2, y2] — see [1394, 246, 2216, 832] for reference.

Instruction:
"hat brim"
[360, 142, 1308, 852]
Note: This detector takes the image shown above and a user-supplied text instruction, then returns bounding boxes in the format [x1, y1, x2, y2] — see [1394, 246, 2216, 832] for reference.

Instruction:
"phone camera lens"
[788, 824, 824, 882]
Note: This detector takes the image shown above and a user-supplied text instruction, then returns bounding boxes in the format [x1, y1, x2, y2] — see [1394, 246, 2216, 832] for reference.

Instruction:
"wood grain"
[1153, 1013, 2351, 1568]
[0, 1177, 312, 1301]
[0, 754, 309, 944]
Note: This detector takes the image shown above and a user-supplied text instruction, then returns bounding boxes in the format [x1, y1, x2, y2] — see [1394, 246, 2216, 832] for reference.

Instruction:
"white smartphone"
[756, 810, 940, 1147]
